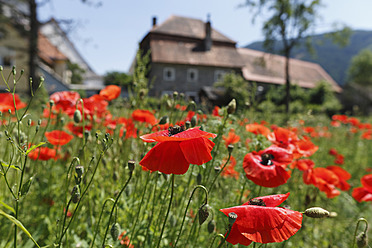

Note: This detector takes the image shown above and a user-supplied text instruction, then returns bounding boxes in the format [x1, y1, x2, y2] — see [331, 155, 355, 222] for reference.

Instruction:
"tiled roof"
[38, 32, 68, 65]
[151, 39, 245, 68]
[238, 48, 342, 92]
[151, 15, 235, 44]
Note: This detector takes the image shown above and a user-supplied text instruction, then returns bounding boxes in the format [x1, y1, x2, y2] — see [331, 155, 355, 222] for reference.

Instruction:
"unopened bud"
[173, 91, 178, 99]
[304, 207, 329, 218]
[73, 109, 82, 123]
[71, 185, 80, 204]
[185, 121, 191, 129]
[198, 204, 210, 225]
[49, 100, 54, 107]
[38, 119, 41, 125]
[356, 232, 368, 247]
[75, 165, 84, 178]
[159, 116, 169, 125]
[228, 212, 238, 225]
[186, 101, 196, 111]
[207, 220, 215, 233]
[190, 115, 197, 127]
[110, 223, 120, 241]
[227, 99, 236, 115]
[214, 166, 221, 173]
[28, 119, 32, 126]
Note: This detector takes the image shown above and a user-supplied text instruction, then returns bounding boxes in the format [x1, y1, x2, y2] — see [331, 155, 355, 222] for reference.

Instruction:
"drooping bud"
[227, 99, 236, 115]
[75, 165, 84, 178]
[71, 185, 80, 204]
[198, 204, 210, 225]
[186, 100, 196, 111]
[227, 144, 234, 155]
[207, 219, 215, 233]
[228, 212, 238, 225]
[73, 109, 82, 123]
[110, 223, 120, 241]
[304, 207, 329, 218]
[356, 231, 368, 247]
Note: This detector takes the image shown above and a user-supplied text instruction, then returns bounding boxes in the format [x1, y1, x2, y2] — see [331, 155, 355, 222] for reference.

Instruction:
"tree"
[241, 0, 322, 114]
[103, 71, 133, 87]
[348, 49, 372, 86]
[67, 62, 85, 84]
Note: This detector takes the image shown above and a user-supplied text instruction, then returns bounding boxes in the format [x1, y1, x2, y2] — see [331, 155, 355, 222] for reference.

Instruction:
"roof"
[38, 32, 68, 65]
[151, 15, 235, 44]
[238, 48, 342, 93]
[151, 40, 245, 68]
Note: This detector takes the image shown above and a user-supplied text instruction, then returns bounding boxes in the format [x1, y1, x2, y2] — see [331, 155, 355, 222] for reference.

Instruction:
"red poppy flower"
[243, 146, 293, 188]
[294, 136, 318, 159]
[303, 167, 341, 198]
[334, 154, 344, 165]
[361, 130, 372, 140]
[45, 130, 74, 146]
[326, 165, 351, 191]
[132, 109, 157, 126]
[212, 106, 222, 117]
[245, 123, 271, 137]
[291, 159, 315, 171]
[99, 85, 121, 101]
[0, 93, 27, 112]
[28, 147, 57, 161]
[66, 122, 92, 138]
[139, 126, 217, 175]
[50, 91, 80, 112]
[267, 127, 299, 153]
[352, 174, 372, 202]
[223, 129, 240, 147]
[220, 193, 302, 245]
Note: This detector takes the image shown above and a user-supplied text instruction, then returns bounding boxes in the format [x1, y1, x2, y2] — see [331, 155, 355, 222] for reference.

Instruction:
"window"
[187, 68, 198, 82]
[163, 67, 175, 81]
[185, 91, 199, 102]
[214, 70, 226, 82]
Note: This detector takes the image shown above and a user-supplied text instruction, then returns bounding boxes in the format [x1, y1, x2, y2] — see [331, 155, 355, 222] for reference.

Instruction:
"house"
[136, 15, 341, 102]
[0, 1, 103, 94]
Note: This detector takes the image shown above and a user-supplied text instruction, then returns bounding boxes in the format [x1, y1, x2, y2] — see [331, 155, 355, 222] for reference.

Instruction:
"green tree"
[103, 71, 132, 87]
[348, 49, 372, 86]
[241, 0, 322, 114]
[67, 62, 85, 84]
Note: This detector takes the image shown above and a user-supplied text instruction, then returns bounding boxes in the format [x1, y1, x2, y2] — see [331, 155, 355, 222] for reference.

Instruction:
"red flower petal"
[140, 127, 216, 142]
[99, 85, 121, 101]
[45, 130, 74, 146]
[244, 193, 290, 207]
[139, 142, 190, 175]
[179, 137, 214, 165]
[361, 174, 372, 192]
[226, 223, 253, 246]
[352, 187, 372, 202]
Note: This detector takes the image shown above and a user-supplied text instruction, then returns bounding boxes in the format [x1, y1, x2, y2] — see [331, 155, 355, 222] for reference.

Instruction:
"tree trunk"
[28, 0, 39, 92]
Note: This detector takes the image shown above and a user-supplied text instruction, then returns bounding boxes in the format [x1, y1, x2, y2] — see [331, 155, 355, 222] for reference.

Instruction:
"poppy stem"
[208, 152, 231, 194]
[174, 185, 208, 247]
[352, 217, 369, 248]
[101, 171, 133, 247]
[156, 173, 175, 248]
[89, 198, 115, 248]
[209, 234, 225, 248]
[216, 222, 234, 248]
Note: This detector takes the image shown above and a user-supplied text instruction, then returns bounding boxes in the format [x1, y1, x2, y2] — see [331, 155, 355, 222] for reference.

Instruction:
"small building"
[135, 15, 341, 102]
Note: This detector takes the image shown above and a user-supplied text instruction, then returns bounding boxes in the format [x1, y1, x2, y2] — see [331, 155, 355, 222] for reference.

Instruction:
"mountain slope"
[245, 30, 372, 86]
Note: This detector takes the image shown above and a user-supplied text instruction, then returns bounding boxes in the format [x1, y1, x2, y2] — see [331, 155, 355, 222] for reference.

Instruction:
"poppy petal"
[361, 174, 372, 192]
[179, 137, 215, 165]
[226, 223, 253, 246]
[243, 193, 290, 207]
[352, 187, 372, 202]
[139, 142, 190, 174]
[140, 127, 216, 142]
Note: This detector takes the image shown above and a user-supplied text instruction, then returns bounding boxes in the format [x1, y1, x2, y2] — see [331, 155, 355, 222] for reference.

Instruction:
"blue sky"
[38, 0, 372, 75]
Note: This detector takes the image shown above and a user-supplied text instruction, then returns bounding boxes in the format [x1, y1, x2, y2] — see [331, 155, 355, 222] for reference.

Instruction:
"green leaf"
[0, 209, 40, 248]
[25, 142, 46, 155]
[0, 161, 21, 171]
[20, 177, 33, 197]
[0, 200, 15, 214]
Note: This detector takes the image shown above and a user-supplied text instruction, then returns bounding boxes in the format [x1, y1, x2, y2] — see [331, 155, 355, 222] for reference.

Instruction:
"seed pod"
[227, 99, 236, 115]
[20, 177, 33, 197]
[228, 212, 238, 225]
[207, 220, 215, 233]
[227, 145, 234, 155]
[304, 207, 329, 218]
[110, 223, 120, 241]
[198, 204, 210, 225]
[356, 231, 368, 247]
[127, 160, 135, 172]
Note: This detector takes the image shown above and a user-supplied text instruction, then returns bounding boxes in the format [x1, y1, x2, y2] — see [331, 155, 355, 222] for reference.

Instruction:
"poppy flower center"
[260, 153, 274, 166]
[248, 198, 266, 206]
[168, 125, 185, 136]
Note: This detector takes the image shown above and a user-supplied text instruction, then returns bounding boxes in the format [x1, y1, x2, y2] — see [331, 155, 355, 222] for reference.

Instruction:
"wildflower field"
[0, 69, 371, 248]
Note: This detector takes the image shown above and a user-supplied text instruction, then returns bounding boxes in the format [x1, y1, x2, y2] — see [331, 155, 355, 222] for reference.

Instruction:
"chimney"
[152, 16, 157, 28]
[204, 14, 212, 51]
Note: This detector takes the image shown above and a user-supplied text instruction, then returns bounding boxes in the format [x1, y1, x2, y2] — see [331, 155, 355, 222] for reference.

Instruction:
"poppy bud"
[228, 212, 238, 225]
[84, 130, 90, 141]
[49, 100, 54, 107]
[185, 121, 191, 129]
[60, 117, 65, 125]
[190, 115, 197, 127]
[12, 66, 16, 75]
[27, 119, 32, 126]
[186, 101, 196, 111]
[356, 231, 368, 247]
[158, 116, 169, 125]
[197, 173, 202, 185]
[35, 125, 39, 133]
[227, 99, 236, 115]
[110, 223, 120, 241]
[75, 165, 84, 178]
[73, 109, 82, 123]
[227, 144, 234, 155]
[71, 185, 80, 204]
[214, 166, 221, 173]
[304, 207, 329, 218]
[198, 204, 210, 225]
[20, 177, 33, 197]
[207, 219, 215, 233]
[128, 160, 135, 172]
[38, 119, 41, 125]
[173, 91, 178, 99]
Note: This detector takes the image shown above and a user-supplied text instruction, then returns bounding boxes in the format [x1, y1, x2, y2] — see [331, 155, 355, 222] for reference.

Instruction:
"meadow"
[0, 68, 371, 248]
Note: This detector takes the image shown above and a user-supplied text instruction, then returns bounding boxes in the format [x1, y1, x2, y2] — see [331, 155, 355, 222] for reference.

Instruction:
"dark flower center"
[168, 125, 185, 136]
[260, 153, 274, 166]
[248, 198, 266, 206]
